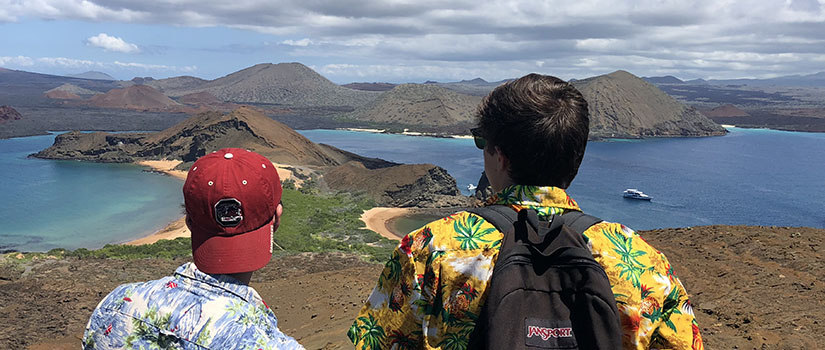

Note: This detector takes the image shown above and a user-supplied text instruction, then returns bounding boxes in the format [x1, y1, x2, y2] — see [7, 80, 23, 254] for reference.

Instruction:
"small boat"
[623, 189, 652, 201]
[467, 183, 478, 191]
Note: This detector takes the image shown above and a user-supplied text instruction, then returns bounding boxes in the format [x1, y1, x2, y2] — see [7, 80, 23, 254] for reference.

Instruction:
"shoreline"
[124, 160, 307, 245]
[359, 207, 410, 241]
[126, 160, 190, 245]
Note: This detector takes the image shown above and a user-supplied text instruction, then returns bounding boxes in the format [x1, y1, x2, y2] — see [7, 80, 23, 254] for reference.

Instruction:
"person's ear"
[494, 146, 510, 172]
[276, 202, 283, 218]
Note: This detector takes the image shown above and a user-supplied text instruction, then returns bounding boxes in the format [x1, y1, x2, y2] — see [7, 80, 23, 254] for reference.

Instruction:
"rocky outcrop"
[33, 106, 467, 208]
[0, 105, 23, 123]
[325, 161, 468, 207]
[573, 70, 727, 138]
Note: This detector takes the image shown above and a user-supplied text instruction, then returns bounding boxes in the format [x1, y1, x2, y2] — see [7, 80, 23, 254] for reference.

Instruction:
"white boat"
[467, 183, 478, 191]
[623, 189, 652, 201]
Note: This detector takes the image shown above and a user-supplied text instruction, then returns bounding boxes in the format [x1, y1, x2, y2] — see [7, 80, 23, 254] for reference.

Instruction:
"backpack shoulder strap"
[466, 205, 518, 233]
[561, 210, 603, 235]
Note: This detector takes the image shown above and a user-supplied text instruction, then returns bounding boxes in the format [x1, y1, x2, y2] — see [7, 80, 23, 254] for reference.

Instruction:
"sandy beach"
[360, 207, 410, 240]
[126, 159, 305, 245]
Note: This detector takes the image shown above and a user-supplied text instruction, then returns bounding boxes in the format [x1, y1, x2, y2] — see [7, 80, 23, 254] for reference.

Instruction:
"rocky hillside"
[33, 106, 464, 206]
[325, 161, 470, 207]
[34, 107, 367, 166]
[701, 104, 750, 118]
[5, 225, 825, 349]
[346, 84, 481, 127]
[572, 71, 727, 138]
[0, 105, 22, 123]
[160, 63, 379, 108]
[86, 85, 181, 111]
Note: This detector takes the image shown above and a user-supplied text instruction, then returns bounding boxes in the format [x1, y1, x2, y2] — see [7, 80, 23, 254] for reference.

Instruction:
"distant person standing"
[349, 74, 703, 349]
[83, 148, 302, 349]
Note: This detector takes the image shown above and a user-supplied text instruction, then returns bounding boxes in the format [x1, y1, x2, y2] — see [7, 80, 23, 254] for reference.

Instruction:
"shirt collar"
[490, 185, 581, 218]
[173, 262, 260, 303]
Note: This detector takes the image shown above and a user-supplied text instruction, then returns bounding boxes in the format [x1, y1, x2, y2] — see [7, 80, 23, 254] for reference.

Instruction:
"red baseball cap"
[183, 148, 282, 274]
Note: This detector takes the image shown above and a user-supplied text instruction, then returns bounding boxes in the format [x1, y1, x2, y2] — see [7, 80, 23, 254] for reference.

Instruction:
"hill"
[86, 85, 180, 111]
[34, 106, 361, 166]
[345, 84, 481, 128]
[0, 105, 22, 123]
[572, 70, 727, 138]
[161, 63, 379, 108]
[43, 83, 101, 100]
[66, 71, 115, 81]
[143, 76, 208, 92]
[33, 106, 465, 205]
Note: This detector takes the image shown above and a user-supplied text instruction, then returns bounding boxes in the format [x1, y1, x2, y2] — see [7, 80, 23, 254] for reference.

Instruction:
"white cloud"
[281, 38, 312, 46]
[0, 56, 35, 66]
[86, 33, 140, 53]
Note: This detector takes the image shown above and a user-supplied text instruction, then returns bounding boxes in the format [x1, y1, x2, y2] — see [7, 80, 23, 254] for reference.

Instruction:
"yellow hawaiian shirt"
[349, 185, 703, 350]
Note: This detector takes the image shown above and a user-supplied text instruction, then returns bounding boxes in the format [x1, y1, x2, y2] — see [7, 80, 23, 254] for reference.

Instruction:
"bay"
[300, 128, 825, 230]
[0, 134, 184, 252]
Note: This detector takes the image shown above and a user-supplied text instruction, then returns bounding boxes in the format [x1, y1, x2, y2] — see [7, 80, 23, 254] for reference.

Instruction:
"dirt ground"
[2, 225, 824, 349]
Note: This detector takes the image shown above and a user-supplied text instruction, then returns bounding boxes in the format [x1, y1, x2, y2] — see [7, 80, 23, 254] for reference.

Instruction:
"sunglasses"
[470, 127, 486, 150]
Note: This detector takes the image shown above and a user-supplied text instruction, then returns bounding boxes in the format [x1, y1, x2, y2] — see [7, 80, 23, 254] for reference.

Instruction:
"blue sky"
[2, 0, 825, 83]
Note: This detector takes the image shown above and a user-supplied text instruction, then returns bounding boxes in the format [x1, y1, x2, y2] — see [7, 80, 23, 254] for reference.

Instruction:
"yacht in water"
[623, 189, 652, 201]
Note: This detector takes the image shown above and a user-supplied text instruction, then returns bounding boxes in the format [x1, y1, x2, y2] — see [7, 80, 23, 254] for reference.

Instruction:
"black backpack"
[465, 205, 622, 350]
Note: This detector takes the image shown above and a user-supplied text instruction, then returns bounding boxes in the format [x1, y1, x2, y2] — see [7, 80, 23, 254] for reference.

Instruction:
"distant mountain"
[341, 82, 397, 91]
[0, 68, 119, 103]
[66, 71, 115, 81]
[161, 63, 379, 108]
[87, 85, 180, 111]
[699, 72, 825, 87]
[0, 105, 22, 123]
[701, 104, 750, 118]
[643, 76, 685, 84]
[44, 83, 101, 100]
[572, 70, 726, 138]
[434, 78, 511, 96]
[143, 76, 208, 92]
[345, 84, 481, 127]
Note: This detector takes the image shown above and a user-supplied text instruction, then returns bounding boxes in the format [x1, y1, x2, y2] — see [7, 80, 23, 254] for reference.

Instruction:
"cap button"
[224, 153, 234, 159]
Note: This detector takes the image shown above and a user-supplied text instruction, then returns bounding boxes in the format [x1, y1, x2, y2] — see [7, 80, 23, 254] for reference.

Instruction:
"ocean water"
[300, 128, 825, 230]
[0, 134, 184, 252]
[2, 127, 823, 252]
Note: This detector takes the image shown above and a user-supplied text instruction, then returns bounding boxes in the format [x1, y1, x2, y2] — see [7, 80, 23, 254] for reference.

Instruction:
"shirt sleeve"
[349, 227, 431, 349]
[648, 252, 704, 350]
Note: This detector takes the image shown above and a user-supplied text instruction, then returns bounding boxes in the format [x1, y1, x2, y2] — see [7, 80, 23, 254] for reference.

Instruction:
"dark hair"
[477, 73, 589, 188]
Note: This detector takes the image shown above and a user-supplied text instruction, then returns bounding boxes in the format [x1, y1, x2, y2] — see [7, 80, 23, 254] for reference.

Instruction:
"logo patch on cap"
[215, 198, 243, 227]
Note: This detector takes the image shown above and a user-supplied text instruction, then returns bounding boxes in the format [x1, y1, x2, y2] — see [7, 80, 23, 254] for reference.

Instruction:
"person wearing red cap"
[82, 148, 303, 350]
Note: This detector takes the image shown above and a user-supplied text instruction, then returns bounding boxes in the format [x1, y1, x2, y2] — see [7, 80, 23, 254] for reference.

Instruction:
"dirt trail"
[2, 225, 825, 349]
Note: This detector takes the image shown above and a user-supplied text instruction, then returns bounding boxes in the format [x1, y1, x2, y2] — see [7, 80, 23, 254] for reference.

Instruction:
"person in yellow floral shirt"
[349, 74, 703, 350]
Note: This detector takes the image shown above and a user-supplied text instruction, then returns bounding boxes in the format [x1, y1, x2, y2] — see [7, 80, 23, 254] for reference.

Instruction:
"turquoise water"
[0, 134, 184, 252]
[300, 128, 825, 230]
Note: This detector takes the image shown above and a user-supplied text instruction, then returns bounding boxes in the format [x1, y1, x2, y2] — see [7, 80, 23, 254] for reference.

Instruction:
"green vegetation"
[22, 188, 396, 262]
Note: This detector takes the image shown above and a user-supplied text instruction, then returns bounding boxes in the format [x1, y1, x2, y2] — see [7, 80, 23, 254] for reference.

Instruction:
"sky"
[1, 0, 825, 83]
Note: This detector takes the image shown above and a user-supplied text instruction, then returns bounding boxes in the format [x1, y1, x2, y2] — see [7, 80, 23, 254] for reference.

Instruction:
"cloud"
[0, 56, 35, 66]
[0, 55, 197, 78]
[86, 33, 140, 53]
[3, 1, 825, 79]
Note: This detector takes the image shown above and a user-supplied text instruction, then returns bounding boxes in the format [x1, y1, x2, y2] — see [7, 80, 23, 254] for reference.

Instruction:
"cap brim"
[191, 218, 273, 275]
